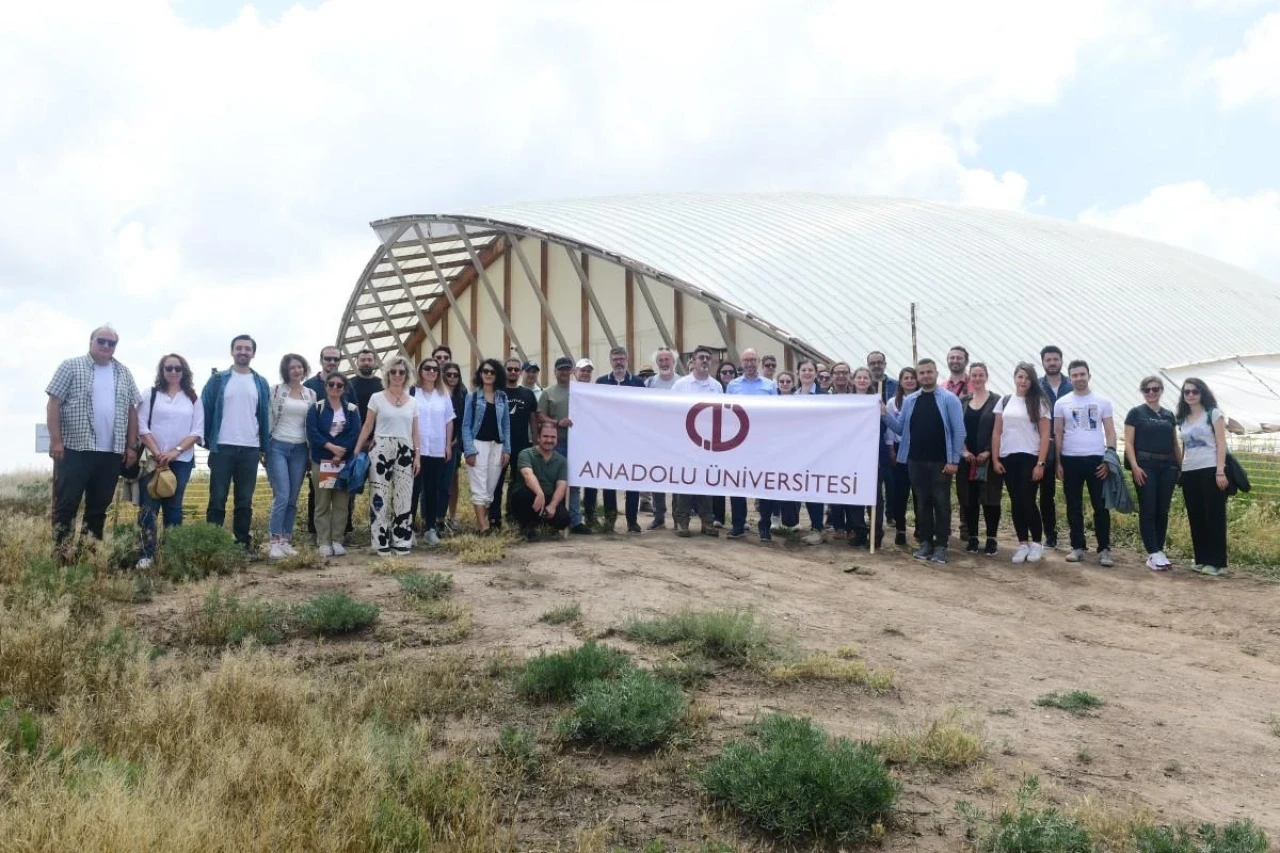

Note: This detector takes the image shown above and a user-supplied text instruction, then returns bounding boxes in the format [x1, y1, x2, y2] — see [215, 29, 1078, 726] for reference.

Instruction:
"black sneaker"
[984, 538, 998, 555]
[894, 531, 907, 547]
[627, 522, 643, 534]
[1045, 534, 1058, 549]
[965, 537, 980, 553]
[570, 524, 593, 535]
[727, 529, 745, 540]
[647, 518, 665, 530]
[850, 531, 869, 548]
[759, 532, 773, 543]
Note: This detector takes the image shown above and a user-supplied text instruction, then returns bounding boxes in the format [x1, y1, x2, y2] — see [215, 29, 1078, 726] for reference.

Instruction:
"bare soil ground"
[131, 528, 1280, 851]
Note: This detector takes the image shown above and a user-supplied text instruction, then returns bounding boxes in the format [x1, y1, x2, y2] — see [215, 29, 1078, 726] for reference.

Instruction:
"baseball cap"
[575, 358, 595, 370]
[521, 361, 539, 372]
[554, 356, 573, 370]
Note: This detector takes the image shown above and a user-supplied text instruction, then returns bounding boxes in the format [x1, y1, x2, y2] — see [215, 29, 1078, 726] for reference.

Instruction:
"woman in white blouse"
[136, 353, 205, 569]
[411, 356, 455, 547]
[356, 355, 420, 555]
[266, 353, 317, 559]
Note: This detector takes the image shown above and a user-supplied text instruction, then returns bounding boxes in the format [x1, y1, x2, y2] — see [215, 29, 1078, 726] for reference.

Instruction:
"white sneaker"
[1145, 554, 1165, 572]
[136, 557, 153, 570]
[330, 542, 346, 556]
[319, 544, 334, 558]
[1028, 543, 1044, 563]
[281, 542, 298, 557]
[267, 542, 285, 560]
[1098, 549, 1115, 568]
[1065, 548, 1085, 563]
[1154, 550, 1171, 567]
[425, 530, 440, 547]
[803, 530, 825, 546]
[1011, 544, 1030, 564]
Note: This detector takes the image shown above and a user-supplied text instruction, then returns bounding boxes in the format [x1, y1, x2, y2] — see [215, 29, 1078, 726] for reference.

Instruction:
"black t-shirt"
[477, 396, 500, 442]
[1124, 405, 1177, 456]
[910, 391, 948, 463]
[350, 375, 384, 421]
[505, 385, 538, 452]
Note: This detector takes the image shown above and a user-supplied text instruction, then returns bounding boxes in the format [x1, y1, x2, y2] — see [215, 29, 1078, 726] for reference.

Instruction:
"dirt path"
[136, 531, 1280, 847]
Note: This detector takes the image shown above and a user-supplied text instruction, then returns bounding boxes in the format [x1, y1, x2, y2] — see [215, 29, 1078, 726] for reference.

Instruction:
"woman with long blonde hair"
[355, 354, 420, 555]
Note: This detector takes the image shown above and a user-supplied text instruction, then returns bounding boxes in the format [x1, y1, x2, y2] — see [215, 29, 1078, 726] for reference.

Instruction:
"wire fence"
[1228, 434, 1280, 503]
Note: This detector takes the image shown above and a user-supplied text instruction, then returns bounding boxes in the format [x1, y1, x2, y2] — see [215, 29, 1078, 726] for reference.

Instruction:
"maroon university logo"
[686, 402, 751, 452]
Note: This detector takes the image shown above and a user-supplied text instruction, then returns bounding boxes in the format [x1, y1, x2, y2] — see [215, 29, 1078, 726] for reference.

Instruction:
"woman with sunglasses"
[885, 367, 918, 546]
[440, 364, 468, 531]
[1177, 378, 1230, 576]
[266, 353, 316, 560]
[306, 372, 361, 557]
[461, 358, 512, 534]
[355, 355, 420, 555]
[411, 357, 455, 547]
[136, 354, 204, 569]
[1124, 376, 1181, 571]
[716, 360, 738, 390]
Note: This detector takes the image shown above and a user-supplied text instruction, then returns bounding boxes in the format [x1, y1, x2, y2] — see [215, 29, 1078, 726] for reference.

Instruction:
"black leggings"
[1001, 453, 1043, 543]
[957, 460, 1001, 540]
[1181, 468, 1228, 568]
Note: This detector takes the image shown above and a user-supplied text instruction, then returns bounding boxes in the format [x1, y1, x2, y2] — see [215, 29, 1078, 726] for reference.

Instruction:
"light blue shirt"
[725, 375, 776, 396]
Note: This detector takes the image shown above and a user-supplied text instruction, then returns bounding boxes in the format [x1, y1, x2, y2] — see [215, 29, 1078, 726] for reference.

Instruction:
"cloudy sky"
[4, 0, 1279, 471]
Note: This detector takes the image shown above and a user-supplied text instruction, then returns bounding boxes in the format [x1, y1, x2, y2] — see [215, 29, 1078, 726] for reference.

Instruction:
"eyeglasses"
[388, 368, 406, 375]
[95, 338, 118, 347]
[445, 373, 459, 379]
[480, 368, 496, 375]
[163, 365, 184, 373]
[321, 356, 341, 363]
[1142, 386, 1162, 394]
[421, 365, 439, 372]
[506, 366, 520, 372]
[762, 361, 776, 367]
[1182, 388, 1200, 396]
[326, 381, 346, 389]
[719, 368, 735, 375]
[818, 374, 832, 381]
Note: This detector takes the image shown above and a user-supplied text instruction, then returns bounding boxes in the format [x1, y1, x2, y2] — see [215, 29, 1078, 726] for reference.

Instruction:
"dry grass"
[440, 531, 519, 565]
[766, 653, 895, 693]
[874, 710, 986, 770]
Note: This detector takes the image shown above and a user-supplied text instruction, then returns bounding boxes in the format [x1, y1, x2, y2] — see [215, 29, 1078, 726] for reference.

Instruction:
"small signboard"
[36, 424, 50, 454]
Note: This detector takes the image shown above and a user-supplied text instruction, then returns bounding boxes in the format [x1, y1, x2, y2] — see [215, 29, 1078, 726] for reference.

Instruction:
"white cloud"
[1210, 11, 1280, 107]
[0, 0, 1148, 470]
[1079, 181, 1280, 279]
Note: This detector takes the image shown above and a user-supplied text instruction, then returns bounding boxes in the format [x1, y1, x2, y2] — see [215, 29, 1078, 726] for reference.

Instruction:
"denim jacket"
[461, 388, 511, 456]
[201, 368, 271, 453]
[880, 387, 967, 465]
[306, 401, 363, 464]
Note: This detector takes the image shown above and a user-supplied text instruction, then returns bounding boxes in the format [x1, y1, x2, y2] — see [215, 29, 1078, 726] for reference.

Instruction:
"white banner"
[567, 382, 881, 505]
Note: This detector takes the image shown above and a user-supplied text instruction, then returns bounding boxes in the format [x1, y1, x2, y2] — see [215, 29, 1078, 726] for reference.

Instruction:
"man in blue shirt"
[725, 348, 777, 541]
[596, 345, 647, 533]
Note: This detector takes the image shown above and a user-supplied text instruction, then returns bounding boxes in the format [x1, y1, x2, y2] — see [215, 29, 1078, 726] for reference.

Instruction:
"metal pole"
[910, 302, 918, 365]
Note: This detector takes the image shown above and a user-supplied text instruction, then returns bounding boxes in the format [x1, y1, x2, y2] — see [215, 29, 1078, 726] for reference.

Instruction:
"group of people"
[46, 327, 1235, 574]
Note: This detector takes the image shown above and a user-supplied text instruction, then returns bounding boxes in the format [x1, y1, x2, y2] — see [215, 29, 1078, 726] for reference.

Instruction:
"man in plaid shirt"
[45, 325, 142, 552]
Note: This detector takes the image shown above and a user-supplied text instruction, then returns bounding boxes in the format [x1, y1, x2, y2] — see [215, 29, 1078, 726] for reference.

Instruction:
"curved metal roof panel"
[370, 192, 1280, 407]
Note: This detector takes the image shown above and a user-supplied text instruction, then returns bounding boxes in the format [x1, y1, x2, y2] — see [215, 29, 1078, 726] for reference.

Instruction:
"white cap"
[575, 358, 595, 369]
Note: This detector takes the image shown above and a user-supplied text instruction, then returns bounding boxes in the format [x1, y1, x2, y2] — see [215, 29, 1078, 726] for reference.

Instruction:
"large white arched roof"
[359, 192, 1280, 408]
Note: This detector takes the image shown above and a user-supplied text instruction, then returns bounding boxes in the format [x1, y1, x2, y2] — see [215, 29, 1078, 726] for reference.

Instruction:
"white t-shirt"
[1180, 409, 1224, 472]
[92, 363, 116, 452]
[139, 390, 205, 462]
[220, 371, 261, 448]
[671, 374, 723, 395]
[329, 407, 346, 438]
[1054, 391, 1113, 458]
[274, 394, 310, 444]
[994, 394, 1050, 457]
[415, 389, 456, 457]
[646, 374, 678, 390]
[369, 390, 416, 440]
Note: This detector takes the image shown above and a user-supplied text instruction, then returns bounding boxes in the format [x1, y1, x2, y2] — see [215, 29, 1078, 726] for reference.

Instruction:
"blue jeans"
[266, 439, 309, 538]
[207, 444, 260, 546]
[139, 460, 194, 559]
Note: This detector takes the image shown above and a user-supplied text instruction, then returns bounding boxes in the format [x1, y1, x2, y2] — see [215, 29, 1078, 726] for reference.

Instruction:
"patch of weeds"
[415, 600, 474, 644]
[496, 725, 539, 775]
[1240, 644, 1260, 657]
[957, 776, 1092, 853]
[1267, 716, 1280, 738]
[0, 697, 43, 755]
[440, 531, 516, 564]
[517, 642, 633, 703]
[882, 626, 905, 637]
[702, 713, 899, 846]
[156, 523, 245, 581]
[271, 546, 325, 571]
[1075, 746, 1094, 765]
[622, 609, 774, 664]
[185, 586, 289, 646]
[539, 602, 582, 626]
[653, 655, 715, 688]
[1163, 760, 1182, 777]
[1134, 820, 1270, 853]
[767, 653, 895, 693]
[396, 571, 454, 601]
[293, 592, 379, 636]
[557, 668, 687, 750]
[355, 655, 498, 723]
[991, 708, 1016, 717]
[368, 556, 415, 576]
[1036, 690, 1105, 716]
[876, 711, 985, 770]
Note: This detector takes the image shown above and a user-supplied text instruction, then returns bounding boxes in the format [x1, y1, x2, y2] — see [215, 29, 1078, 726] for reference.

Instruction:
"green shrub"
[157, 523, 245, 582]
[556, 668, 686, 750]
[186, 587, 289, 646]
[1134, 820, 1270, 853]
[0, 697, 43, 755]
[396, 572, 454, 601]
[622, 609, 773, 664]
[701, 713, 899, 845]
[496, 725, 539, 774]
[538, 602, 582, 625]
[293, 593, 379, 636]
[958, 777, 1092, 853]
[516, 642, 632, 703]
[1036, 691, 1105, 716]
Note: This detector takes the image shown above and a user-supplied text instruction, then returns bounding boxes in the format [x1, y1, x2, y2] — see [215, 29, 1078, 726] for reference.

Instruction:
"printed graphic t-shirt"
[1054, 391, 1113, 458]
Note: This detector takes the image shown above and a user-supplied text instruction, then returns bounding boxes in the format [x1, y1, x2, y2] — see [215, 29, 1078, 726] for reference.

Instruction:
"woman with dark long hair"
[412, 357, 454, 547]
[461, 357, 511, 534]
[716, 360, 737, 390]
[885, 367, 917, 546]
[1124, 375, 1180, 571]
[136, 353, 204, 569]
[440, 364, 468, 531]
[957, 363, 1004, 555]
[266, 353, 316, 559]
[1177, 377, 1230, 576]
[991, 362, 1051, 564]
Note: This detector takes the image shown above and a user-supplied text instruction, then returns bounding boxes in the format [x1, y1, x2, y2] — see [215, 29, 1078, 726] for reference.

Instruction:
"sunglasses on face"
[421, 365, 439, 372]
[818, 374, 831, 381]
[322, 356, 341, 363]
[95, 338, 118, 347]
[445, 373, 459, 379]
[720, 368, 735, 375]
[326, 381, 346, 389]
[506, 366, 520, 372]
[388, 368, 406, 375]
[1183, 388, 1200, 396]
[1142, 386, 1162, 394]
[481, 368, 496, 375]
[163, 364, 183, 373]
